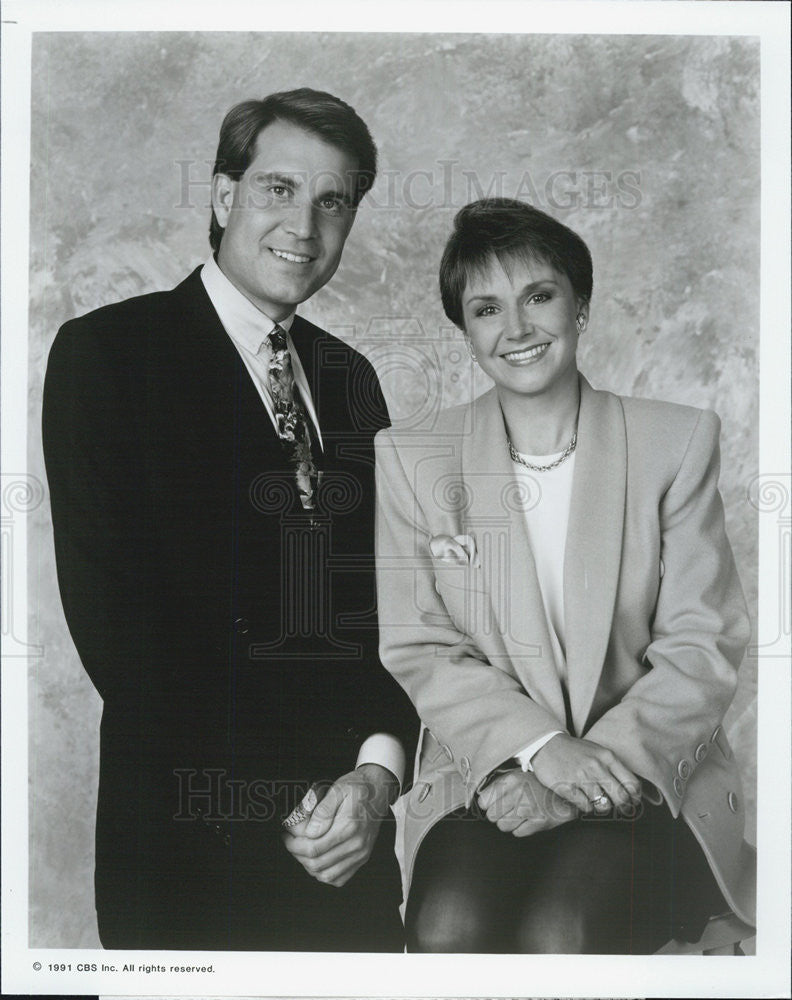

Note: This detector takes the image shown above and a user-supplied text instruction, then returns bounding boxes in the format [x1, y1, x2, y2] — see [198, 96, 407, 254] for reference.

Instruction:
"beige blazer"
[375, 375, 754, 925]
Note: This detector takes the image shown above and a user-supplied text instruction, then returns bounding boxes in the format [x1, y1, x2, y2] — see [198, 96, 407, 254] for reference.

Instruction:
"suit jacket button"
[672, 776, 684, 798]
[234, 617, 249, 635]
[727, 791, 739, 813]
[417, 782, 432, 802]
[223, 833, 231, 846]
[441, 743, 454, 763]
[677, 759, 691, 780]
[695, 743, 708, 763]
[460, 756, 471, 778]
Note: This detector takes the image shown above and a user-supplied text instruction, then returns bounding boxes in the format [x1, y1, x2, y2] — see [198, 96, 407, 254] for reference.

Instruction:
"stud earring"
[465, 338, 477, 363]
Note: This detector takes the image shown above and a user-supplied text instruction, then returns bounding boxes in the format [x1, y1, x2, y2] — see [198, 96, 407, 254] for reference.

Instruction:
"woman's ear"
[576, 302, 589, 333]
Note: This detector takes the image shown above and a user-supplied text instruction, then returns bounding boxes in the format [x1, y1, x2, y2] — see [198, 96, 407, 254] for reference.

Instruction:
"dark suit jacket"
[42, 266, 417, 950]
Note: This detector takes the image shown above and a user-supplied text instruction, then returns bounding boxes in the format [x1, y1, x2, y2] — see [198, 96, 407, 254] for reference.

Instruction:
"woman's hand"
[530, 733, 642, 815]
[476, 768, 577, 837]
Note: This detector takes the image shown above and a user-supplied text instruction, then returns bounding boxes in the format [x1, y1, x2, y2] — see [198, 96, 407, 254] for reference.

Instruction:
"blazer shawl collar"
[564, 375, 627, 735]
[460, 388, 566, 724]
[459, 375, 627, 735]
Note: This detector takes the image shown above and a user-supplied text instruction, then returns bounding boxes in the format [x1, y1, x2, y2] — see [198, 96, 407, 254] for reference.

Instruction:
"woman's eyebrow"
[465, 279, 559, 305]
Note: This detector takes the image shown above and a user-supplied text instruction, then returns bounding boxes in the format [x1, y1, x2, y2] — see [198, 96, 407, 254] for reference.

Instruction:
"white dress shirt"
[200, 256, 405, 789]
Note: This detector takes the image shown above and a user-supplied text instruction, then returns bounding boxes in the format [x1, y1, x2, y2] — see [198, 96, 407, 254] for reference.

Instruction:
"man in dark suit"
[42, 88, 417, 951]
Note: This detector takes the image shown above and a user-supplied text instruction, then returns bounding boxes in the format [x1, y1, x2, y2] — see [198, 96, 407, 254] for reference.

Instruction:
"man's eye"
[319, 197, 343, 214]
[269, 185, 290, 197]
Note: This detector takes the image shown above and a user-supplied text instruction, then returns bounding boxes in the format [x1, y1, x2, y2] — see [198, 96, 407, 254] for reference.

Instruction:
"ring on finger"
[590, 792, 612, 812]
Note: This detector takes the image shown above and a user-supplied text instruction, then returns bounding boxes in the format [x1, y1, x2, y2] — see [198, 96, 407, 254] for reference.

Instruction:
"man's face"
[213, 120, 360, 320]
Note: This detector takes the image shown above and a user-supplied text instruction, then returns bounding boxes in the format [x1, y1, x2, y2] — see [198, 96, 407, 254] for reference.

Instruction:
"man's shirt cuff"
[514, 731, 564, 772]
[355, 733, 406, 790]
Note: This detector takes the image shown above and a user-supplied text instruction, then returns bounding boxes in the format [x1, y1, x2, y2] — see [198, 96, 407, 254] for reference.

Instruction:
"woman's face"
[461, 254, 587, 404]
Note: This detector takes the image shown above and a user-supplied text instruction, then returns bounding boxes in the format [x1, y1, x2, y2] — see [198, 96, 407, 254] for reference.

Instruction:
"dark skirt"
[405, 799, 727, 953]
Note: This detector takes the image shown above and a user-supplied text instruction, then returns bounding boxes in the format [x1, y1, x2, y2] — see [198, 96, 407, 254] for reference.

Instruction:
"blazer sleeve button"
[694, 743, 708, 763]
[677, 759, 691, 780]
[233, 617, 249, 635]
[417, 782, 432, 802]
[711, 726, 732, 760]
[441, 743, 454, 763]
[727, 791, 739, 813]
[642, 782, 664, 806]
[672, 776, 684, 798]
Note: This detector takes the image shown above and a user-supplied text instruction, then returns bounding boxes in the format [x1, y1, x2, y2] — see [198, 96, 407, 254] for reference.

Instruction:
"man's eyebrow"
[249, 171, 300, 187]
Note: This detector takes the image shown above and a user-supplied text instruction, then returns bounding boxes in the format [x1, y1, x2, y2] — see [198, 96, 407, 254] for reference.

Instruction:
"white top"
[511, 448, 576, 770]
[200, 256, 404, 788]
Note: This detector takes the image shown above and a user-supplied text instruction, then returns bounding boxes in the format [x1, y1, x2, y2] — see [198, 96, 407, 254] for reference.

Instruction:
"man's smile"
[269, 248, 315, 264]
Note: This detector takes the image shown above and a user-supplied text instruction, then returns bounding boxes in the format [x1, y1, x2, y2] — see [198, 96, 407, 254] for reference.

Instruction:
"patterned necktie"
[266, 324, 320, 512]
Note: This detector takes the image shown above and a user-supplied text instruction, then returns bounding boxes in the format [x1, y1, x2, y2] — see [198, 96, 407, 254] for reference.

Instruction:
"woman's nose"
[507, 309, 533, 340]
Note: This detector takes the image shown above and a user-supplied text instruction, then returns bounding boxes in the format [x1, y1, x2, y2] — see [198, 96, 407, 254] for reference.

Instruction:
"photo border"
[2, 1, 789, 996]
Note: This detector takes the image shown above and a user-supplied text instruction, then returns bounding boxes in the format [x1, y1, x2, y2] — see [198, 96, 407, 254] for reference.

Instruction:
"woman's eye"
[477, 304, 498, 317]
[528, 292, 550, 304]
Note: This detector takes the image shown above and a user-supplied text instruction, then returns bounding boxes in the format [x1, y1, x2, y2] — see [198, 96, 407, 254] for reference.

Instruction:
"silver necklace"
[508, 431, 577, 472]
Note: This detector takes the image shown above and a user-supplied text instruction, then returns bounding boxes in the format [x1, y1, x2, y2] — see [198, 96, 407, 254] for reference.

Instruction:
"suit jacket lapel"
[564, 375, 627, 735]
[167, 268, 290, 472]
[290, 315, 319, 398]
[461, 389, 567, 724]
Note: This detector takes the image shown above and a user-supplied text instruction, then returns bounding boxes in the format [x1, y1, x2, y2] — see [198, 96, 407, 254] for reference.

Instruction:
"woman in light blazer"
[375, 198, 754, 953]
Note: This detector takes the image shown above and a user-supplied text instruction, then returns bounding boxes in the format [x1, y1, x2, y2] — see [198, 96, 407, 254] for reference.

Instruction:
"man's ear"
[211, 173, 236, 228]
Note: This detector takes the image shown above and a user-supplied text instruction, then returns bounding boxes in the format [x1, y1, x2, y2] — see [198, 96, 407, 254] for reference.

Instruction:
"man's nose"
[284, 200, 316, 240]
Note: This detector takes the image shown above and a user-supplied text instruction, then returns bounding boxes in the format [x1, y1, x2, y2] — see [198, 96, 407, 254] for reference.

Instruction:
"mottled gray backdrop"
[27, 32, 759, 946]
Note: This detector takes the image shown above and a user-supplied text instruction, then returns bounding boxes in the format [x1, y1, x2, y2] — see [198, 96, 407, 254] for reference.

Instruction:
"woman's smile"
[501, 342, 551, 365]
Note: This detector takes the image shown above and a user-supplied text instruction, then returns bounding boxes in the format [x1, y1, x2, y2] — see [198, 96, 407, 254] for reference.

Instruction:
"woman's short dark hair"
[439, 198, 593, 329]
[209, 88, 378, 252]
